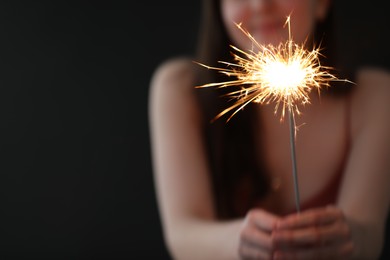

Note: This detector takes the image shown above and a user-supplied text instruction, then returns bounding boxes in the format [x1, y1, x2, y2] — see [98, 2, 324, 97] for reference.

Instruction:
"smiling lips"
[251, 20, 284, 35]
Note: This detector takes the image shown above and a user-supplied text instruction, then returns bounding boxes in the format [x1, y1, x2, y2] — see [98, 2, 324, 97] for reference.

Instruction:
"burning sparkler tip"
[195, 16, 350, 122]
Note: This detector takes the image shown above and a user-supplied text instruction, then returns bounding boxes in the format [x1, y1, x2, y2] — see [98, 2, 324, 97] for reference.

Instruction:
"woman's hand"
[272, 205, 354, 259]
[238, 209, 280, 259]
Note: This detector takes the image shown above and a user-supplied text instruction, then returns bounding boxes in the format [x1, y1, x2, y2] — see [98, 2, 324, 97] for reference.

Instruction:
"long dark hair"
[193, 0, 345, 219]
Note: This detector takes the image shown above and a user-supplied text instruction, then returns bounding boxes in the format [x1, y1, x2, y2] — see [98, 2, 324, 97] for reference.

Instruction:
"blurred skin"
[221, 0, 329, 48]
[149, 0, 390, 259]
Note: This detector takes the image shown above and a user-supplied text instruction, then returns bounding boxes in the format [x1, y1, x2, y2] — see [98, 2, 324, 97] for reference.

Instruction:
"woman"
[149, 0, 390, 259]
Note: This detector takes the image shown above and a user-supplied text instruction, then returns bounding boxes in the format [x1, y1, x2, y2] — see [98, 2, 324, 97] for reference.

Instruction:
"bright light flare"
[264, 61, 305, 91]
[195, 18, 346, 122]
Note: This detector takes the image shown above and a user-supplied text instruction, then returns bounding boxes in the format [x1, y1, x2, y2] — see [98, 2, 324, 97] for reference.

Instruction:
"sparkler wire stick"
[287, 17, 300, 213]
[288, 101, 300, 213]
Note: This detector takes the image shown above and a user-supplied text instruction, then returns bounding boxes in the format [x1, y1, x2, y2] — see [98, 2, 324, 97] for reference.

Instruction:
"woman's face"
[221, 0, 329, 50]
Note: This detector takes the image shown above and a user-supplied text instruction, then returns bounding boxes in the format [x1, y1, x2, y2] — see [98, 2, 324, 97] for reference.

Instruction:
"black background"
[0, 1, 199, 259]
[0, 1, 388, 259]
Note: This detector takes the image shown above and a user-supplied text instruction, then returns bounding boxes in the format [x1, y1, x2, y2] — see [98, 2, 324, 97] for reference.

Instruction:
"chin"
[252, 33, 286, 47]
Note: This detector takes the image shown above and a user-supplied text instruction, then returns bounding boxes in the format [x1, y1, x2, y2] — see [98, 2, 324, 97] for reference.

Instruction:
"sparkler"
[196, 16, 347, 213]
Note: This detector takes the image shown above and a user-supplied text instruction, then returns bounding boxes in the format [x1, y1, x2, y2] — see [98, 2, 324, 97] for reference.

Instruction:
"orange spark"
[196, 17, 347, 122]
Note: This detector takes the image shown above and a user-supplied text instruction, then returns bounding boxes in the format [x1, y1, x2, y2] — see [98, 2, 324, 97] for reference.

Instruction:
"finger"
[276, 206, 344, 230]
[246, 209, 280, 232]
[273, 240, 354, 260]
[240, 226, 273, 250]
[273, 220, 351, 248]
[239, 243, 273, 260]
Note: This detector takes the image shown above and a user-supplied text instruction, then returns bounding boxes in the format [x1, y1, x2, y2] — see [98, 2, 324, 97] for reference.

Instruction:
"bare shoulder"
[350, 67, 390, 137]
[353, 68, 390, 96]
[149, 57, 200, 125]
[150, 57, 196, 97]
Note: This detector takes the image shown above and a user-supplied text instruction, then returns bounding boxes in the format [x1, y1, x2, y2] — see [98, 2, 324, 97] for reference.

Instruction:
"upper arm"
[148, 58, 215, 229]
[337, 68, 390, 225]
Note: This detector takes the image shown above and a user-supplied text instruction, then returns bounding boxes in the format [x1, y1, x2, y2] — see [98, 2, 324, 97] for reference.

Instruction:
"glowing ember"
[196, 17, 345, 122]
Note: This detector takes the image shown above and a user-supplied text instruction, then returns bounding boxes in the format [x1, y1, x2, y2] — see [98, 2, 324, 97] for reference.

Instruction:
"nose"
[249, 0, 273, 11]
